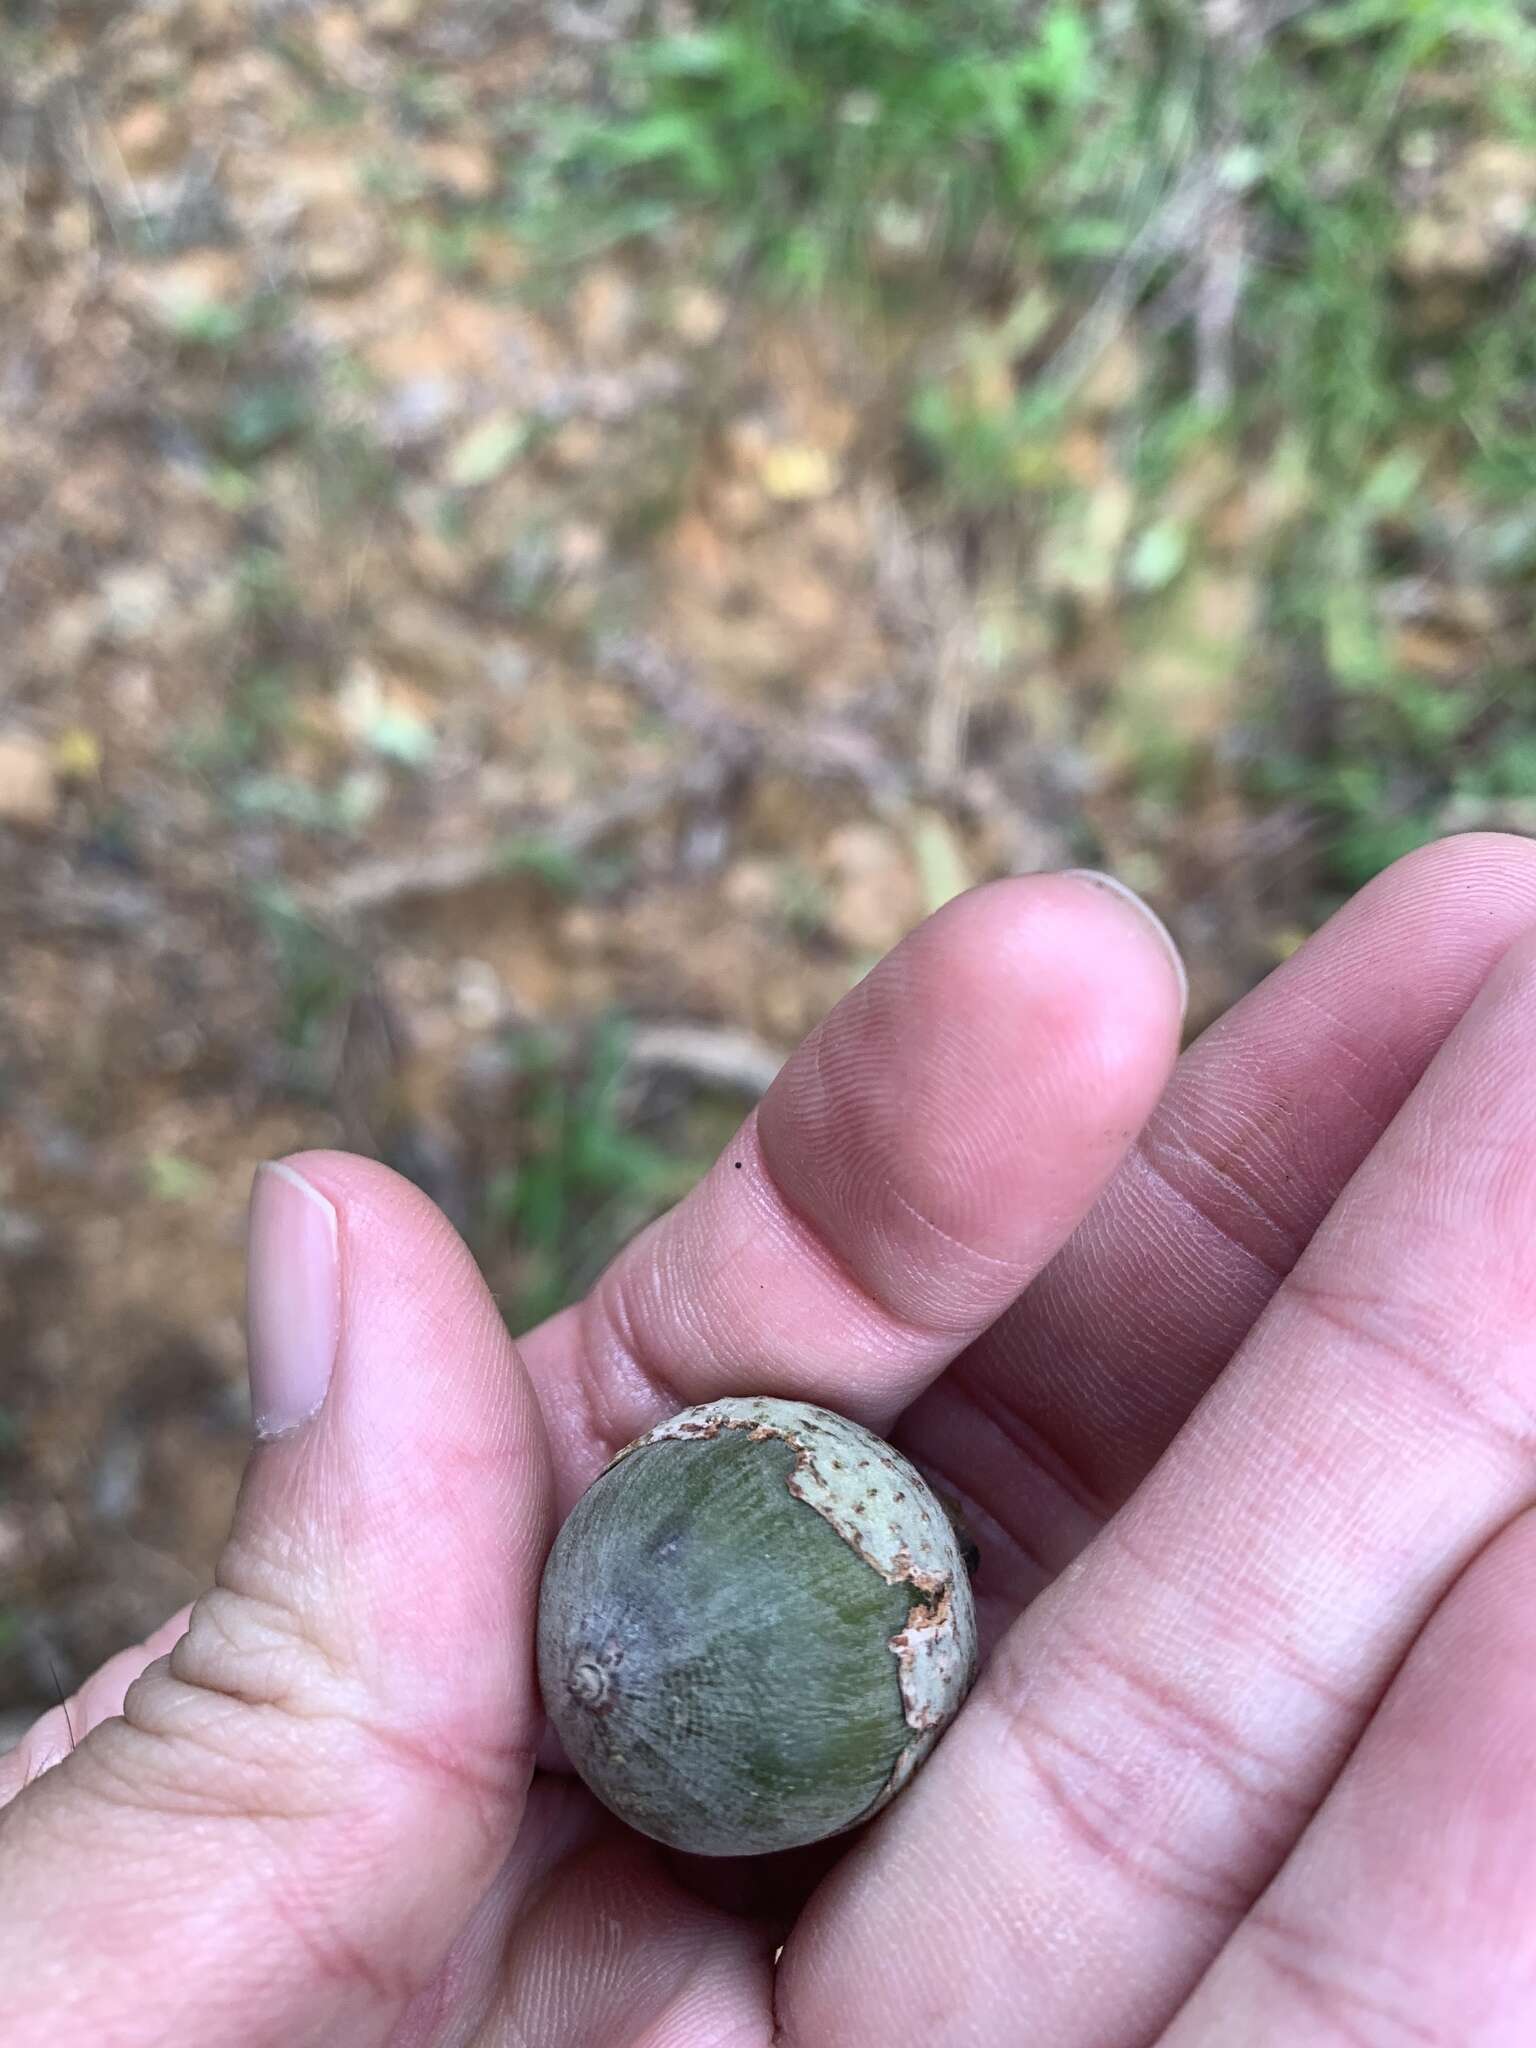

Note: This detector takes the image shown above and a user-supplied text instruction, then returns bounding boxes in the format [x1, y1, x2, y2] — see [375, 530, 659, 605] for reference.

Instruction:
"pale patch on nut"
[611, 1395, 979, 1817]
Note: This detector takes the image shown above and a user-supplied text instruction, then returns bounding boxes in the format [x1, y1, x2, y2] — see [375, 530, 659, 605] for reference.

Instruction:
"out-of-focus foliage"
[520, 0, 1536, 887]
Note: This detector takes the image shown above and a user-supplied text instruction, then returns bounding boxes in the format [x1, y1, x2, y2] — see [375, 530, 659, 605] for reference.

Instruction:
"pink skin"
[1, 843, 1535, 2046]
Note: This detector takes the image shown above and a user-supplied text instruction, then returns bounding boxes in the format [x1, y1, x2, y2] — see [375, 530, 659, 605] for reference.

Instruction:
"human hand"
[4, 836, 1534, 2047]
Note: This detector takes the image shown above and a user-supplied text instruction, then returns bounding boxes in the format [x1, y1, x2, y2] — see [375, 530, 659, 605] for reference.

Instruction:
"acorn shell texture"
[536, 1396, 979, 1857]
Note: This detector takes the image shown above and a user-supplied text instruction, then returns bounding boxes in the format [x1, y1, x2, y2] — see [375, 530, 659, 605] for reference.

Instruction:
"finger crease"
[1131, 1125, 1296, 1285]
[1285, 1269, 1536, 1464]
[1247, 1902, 1451, 2048]
[952, 1368, 1113, 1526]
[886, 1181, 1031, 1282]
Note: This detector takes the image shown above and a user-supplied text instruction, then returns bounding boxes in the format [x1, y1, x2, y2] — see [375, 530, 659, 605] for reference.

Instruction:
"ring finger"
[1163, 1504, 1536, 2046]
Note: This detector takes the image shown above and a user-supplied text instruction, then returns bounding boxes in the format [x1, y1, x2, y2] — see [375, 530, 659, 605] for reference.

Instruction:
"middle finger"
[906, 830, 1536, 1613]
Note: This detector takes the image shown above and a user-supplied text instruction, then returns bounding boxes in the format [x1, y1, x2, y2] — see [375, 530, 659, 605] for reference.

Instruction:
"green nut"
[536, 1395, 979, 1857]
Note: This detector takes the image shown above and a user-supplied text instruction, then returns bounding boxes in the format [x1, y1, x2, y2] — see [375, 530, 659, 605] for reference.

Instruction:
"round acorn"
[536, 1396, 978, 1857]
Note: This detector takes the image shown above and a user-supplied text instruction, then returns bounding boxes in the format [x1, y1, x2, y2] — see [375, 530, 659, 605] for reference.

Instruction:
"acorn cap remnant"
[536, 1396, 979, 1856]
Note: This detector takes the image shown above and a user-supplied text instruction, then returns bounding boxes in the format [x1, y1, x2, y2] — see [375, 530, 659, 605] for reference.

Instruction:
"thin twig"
[68, 85, 145, 248]
[1035, 163, 1218, 398]
[1193, 0, 1251, 412]
[297, 756, 734, 919]
[862, 487, 979, 790]
[6, 871, 170, 937]
[1194, 193, 1246, 411]
[624, 1022, 785, 1098]
[601, 633, 912, 812]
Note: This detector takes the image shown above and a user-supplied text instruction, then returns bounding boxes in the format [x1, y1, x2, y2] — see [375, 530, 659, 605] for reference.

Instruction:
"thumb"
[0, 1153, 553, 2048]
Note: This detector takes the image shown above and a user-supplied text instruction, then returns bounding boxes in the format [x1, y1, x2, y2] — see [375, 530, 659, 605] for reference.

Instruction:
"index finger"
[517, 871, 1186, 1509]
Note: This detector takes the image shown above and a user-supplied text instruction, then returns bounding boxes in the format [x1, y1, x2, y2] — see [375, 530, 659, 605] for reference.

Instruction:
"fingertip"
[1372, 827, 1536, 903]
[757, 869, 1185, 1334]
[245, 1148, 485, 1440]
[267, 1149, 496, 1368]
[896, 869, 1186, 1093]
[1058, 870, 1189, 1020]
[270, 1147, 463, 1249]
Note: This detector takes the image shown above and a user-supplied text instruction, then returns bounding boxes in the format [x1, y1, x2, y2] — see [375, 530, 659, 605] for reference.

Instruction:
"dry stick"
[8, 871, 169, 937]
[68, 84, 146, 248]
[597, 634, 762, 771]
[623, 1022, 785, 1099]
[1194, 204, 1247, 412]
[1194, 0, 1251, 414]
[861, 486, 980, 791]
[0, 510, 56, 616]
[600, 633, 914, 815]
[296, 753, 737, 921]
[1034, 0, 1292, 415]
[863, 489, 1086, 877]
[1034, 153, 1219, 400]
[302, 628, 924, 928]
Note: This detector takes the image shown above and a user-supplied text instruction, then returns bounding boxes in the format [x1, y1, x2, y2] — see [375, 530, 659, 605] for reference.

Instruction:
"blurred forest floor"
[1, 0, 1534, 1729]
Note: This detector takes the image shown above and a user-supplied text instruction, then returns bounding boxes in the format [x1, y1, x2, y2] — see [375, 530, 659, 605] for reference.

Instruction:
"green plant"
[1257, 652, 1536, 896]
[483, 1020, 705, 1331]
[778, 861, 830, 941]
[228, 770, 385, 834]
[162, 292, 261, 351]
[515, 0, 1099, 286]
[221, 379, 313, 460]
[249, 886, 362, 1060]
[883, 0, 1536, 895]
[143, 1154, 214, 1204]
[181, 664, 298, 775]
[183, 663, 388, 840]
[496, 836, 632, 896]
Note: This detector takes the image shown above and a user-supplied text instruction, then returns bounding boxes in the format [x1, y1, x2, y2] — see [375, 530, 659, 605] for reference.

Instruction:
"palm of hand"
[5, 842, 1536, 2048]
